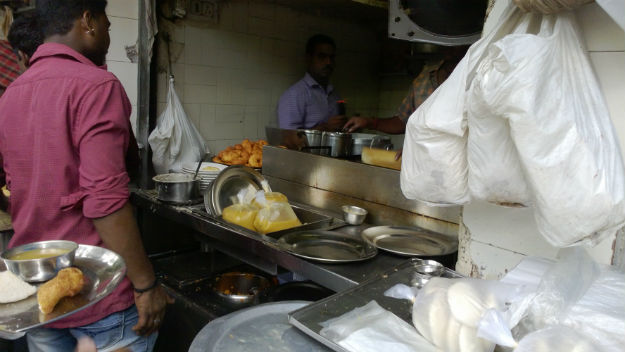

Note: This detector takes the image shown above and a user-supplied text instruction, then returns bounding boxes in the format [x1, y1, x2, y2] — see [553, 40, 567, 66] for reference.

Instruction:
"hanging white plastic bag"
[467, 8, 625, 246]
[400, 2, 528, 206]
[148, 77, 207, 174]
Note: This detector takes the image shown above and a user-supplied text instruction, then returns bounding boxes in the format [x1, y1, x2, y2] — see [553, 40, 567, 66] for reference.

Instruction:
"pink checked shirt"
[0, 43, 134, 328]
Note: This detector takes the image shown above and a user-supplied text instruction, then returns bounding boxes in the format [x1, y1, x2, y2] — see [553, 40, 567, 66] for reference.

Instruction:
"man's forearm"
[376, 116, 406, 134]
[93, 202, 155, 289]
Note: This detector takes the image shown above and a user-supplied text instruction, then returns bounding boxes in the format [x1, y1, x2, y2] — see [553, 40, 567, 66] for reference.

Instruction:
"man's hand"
[132, 286, 174, 336]
[315, 115, 347, 131]
[343, 116, 372, 133]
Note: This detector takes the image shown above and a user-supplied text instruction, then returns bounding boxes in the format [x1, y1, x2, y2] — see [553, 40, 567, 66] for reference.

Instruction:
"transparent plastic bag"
[253, 202, 301, 234]
[252, 191, 288, 208]
[517, 248, 625, 352]
[412, 277, 533, 352]
[221, 203, 259, 232]
[148, 77, 207, 174]
[513, 326, 606, 352]
[319, 300, 436, 352]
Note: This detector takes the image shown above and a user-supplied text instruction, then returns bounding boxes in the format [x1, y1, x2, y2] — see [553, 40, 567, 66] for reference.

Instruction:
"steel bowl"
[342, 205, 367, 225]
[1, 240, 78, 282]
[153, 173, 200, 204]
[210, 272, 277, 307]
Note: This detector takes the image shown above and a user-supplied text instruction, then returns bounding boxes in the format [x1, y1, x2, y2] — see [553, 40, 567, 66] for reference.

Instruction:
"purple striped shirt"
[277, 73, 342, 129]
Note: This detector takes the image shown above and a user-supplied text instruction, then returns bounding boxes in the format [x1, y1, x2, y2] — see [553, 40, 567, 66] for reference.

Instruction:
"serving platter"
[190, 301, 330, 352]
[277, 230, 377, 264]
[0, 245, 126, 338]
[361, 226, 458, 257]
[204, 165, 271, 216]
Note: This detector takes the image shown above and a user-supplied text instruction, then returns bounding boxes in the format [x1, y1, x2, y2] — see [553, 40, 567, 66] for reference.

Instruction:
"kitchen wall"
[106, 0, 139, 133]
[457, 1, 625, 278]
[155, 0, 386, 153]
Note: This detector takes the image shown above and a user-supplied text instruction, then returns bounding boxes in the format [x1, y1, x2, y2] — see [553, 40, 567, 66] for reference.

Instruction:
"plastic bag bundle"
[516, 248, 625, 352]
[253, 202, 301, 234]
[467, 7, 625, 246]
[513, 326, 606, 352]
[411, 277, 531, 352]
[402, 0, 625, 247]
[149, 77, 207, 174]
[400, 3, 533, 206]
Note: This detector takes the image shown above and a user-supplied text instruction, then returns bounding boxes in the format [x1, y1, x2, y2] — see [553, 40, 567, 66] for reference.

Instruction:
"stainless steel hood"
[389, 0, 488, 45]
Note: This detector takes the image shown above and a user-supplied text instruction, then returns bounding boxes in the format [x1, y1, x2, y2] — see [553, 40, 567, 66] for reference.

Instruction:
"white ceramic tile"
[463, 200, 561, 259]
[107, 0, 139, 19]
[249, 1, 275, 21]
[199, 104, 217, 140]
[215, 105, 245, 123]
[459, 240, 527, 280]
[245, 88, 271, 106]
[576, 3, 625, 52]
[183, 84, 216, 104]
[215, 48, 249, 69]
[589, 52, 625, 159]
[248, 17, 275, 38]
[185, 65, 217, 85]
[107, 61, 138, 105]
[107, 17, 138, 62]
[212, 121, 245, 139]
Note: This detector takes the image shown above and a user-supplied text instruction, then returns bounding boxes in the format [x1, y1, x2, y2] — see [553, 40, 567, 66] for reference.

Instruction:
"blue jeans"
[26, 305, 157, 352]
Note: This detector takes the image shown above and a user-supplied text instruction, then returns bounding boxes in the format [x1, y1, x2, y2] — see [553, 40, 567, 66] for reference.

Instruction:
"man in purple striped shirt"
[277, 34, 346, 131]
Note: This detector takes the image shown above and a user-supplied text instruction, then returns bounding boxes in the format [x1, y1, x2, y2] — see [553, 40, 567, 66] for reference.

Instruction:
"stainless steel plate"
[0, 245, 126, 336]
[277, 231, 377, 264]
[205, 165, 271, 216]
[361, 226, 458, 257]
[189, 301, 331, 352]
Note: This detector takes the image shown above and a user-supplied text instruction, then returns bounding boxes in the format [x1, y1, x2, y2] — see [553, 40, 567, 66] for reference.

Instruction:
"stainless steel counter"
[132, 189, 410, 292]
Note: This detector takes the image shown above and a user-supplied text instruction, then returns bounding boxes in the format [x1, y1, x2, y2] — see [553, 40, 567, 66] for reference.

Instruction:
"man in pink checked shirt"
[0, 1, 172, 351]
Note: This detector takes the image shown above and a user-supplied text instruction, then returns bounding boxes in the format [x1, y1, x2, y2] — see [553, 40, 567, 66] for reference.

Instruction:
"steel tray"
[288, 258, 462, 352]
[0, 245, 126, 338]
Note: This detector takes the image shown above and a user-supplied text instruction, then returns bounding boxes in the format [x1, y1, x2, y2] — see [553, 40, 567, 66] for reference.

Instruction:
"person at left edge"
[0, 1, 173, 351]
[277, 34, 347, 131]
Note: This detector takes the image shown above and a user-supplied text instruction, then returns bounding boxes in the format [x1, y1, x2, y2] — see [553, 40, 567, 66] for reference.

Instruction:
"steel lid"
[204, 165, 271, 216]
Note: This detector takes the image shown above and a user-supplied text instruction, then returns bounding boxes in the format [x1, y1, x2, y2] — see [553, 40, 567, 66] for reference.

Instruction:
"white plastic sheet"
[319, 300, 436, 352]
[148, 77, 207, 174]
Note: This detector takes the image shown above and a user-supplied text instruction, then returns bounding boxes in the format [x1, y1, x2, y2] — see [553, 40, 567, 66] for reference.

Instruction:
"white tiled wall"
[156, 0, 382, 153]
[106, 0, 139, 133]
[458, 1, 625, 279]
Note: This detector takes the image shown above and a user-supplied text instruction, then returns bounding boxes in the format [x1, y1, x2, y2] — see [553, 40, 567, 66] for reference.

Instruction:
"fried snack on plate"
[214, 139, 268, 167]
[37, 267, 85, 314]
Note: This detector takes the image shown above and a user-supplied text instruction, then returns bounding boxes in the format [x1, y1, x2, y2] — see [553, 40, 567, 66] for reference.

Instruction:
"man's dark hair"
[8, 12, 44, 57]
[306, 34, 335, 55]
[37, 0, 107, 38]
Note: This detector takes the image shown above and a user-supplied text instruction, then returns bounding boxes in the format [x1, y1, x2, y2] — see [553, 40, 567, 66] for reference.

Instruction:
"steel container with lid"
[321, 132, 352, 157]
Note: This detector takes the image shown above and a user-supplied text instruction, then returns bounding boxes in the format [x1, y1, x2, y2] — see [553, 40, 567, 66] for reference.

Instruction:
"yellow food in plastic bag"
[253, 202, 302, 234]
[222, 203, 259, 231]
[253, 191, 288, 208]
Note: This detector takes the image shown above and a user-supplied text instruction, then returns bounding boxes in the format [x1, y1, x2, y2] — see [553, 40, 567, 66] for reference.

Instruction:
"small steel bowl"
[210, 272, 277, 306]
[410, 260, 445, 288]
[342, 205, 367, 225]
[414, 260, 445, 276]
[1, 240, 78, 282]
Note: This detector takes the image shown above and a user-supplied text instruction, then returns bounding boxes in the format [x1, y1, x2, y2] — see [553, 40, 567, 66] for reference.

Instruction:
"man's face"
[86, 13, 111, 66]
[307, 43, 336, 85]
